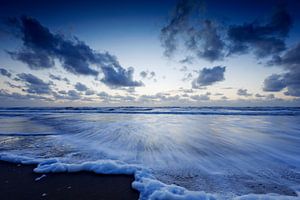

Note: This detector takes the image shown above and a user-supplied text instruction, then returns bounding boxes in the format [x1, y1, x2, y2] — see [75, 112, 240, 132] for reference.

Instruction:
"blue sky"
[0, 0, 300, 106]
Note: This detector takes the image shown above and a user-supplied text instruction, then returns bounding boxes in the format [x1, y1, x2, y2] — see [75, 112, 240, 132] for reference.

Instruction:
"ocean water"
[0, 107, 300, 200]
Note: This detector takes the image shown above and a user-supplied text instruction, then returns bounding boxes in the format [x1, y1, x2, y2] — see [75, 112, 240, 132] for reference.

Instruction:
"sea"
[0, 107, 300, 200]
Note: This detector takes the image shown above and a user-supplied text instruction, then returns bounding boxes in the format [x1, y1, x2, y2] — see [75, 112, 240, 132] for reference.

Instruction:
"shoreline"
[0, 161, 139, 200]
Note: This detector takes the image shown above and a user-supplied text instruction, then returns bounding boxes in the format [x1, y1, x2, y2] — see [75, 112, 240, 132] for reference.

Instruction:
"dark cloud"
[85, 89, 95, 96]
[227, 5, 292, 58]
[6, 16, 142, 87]
[263, 43, 300, 97]
[5, 81, 22, 89]
[49, 74, 70, 84]
[101, 65, 143, 87]
[67, 90, 81, 100]
[160, 0, 224, 62]
[179, 56, 194, 64]
[237, 89, 252, 97]
[75, 82, 88, 91]
[140, 70, 156, 80]
[17, 73, 52, 94]
[0, 89, 52, 102]
[160, 0, 200, 57]
[255, 93, 265, 98]
[0, 68, 12, 78]
[263, 74, 286, 92]
[53, 89, 82, 100]
[185, 20, 225, 62]
[192, 66, 226, 88]
[161, 2, 293, 62]
[190, 94, 210, 101]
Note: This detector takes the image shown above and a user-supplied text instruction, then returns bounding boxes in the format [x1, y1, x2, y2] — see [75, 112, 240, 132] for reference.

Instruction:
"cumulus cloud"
[6, 16, 142, 87]
[160, 0, 200, 57]
[237, 89, 252, 97]
[160, 0, 224, 62]
[185, 20, 225, 61]
[263, 43, 300, 96]
[192, 66, 225, 88]
[161, 2, 292, 62]
[17, 73, 52, 94]
[0, 68, 12, 78]
[263, 74, 286, 92]
[227, 5, 292, 58]
[75, 82, 88, 91]
[101, 65, 143, 87]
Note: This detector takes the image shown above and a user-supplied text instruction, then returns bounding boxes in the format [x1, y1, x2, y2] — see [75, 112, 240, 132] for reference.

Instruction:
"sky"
[0, 0, 300, 107]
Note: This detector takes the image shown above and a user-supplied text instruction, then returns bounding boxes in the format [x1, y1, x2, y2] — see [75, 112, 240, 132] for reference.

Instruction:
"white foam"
[1, 152, 299, 200]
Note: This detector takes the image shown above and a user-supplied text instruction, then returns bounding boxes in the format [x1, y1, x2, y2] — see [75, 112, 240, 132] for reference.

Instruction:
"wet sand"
[0, 161, 139, 200]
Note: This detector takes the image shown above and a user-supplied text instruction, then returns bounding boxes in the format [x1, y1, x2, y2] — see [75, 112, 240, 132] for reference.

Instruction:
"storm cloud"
[6, 16, 142, 87]
[227, 5, 292, 58]
[160, 0, 224, 62]
[161, 1, 292, 62]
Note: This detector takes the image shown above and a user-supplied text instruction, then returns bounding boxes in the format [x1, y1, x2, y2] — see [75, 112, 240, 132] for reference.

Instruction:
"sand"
[0, 161, 139, 200]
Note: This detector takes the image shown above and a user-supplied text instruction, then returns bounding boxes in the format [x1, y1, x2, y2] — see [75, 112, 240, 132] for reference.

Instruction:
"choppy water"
[0, 107, 300, 199]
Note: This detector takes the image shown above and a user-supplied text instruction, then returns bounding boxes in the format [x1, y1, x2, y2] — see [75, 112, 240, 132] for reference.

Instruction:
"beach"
[0, 107, 299, 199]
[0, 161, 139, 200]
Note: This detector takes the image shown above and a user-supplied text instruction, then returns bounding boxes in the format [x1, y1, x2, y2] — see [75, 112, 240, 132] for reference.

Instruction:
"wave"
[0, 106, 299, 116]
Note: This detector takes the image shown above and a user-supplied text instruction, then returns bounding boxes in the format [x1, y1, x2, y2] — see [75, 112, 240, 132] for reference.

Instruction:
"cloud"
[179, 66, 188, 72]
[160, 0, 224, 62]
[140, 70, 156, 79]
[237, 89, 252, 97]
[101, 65, 143, 87]
[263, 74, 286, 92]
[182, 72, 193, 82]
[192, 66, 226, 88]
[161, 2, 292, 62]
[67, 90, 81, 100]
[0, 68, 12, 78]
[17, 73, 52, 94]
[185, 20, 225, 62]
[0, 89, 52, 102]
[6, 16, 142, 87]
[160, 0, 200, 57]
[179, 56, 194, 64]
[255, 93, 265, 98]
[75, 82, 88, 91]
[85, 89, 95, 96]
[227, 5, 292, 58]
[49, 73, 70, 84]
[263, 43, 300, 97]
[190, 94, 210, 101]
